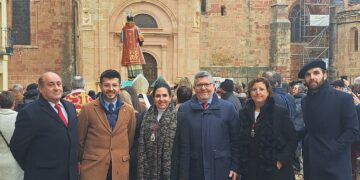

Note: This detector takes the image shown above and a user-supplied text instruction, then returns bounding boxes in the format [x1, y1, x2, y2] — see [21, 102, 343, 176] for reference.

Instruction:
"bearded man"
[298, 60, 358, 180]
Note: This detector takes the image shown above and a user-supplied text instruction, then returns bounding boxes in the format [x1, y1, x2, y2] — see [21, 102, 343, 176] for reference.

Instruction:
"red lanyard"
[251, 115, 263, 138]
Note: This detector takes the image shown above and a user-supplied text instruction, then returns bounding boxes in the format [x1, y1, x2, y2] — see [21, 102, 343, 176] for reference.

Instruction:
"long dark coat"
[302, 81, 359, 180]
[238, 97, 297, 180]
[10, 96, 79, 180]
[178, 94, 240, 180]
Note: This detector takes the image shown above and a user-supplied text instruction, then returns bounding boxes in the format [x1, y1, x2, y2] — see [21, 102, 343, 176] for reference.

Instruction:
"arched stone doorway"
[142, 52, 157, 84]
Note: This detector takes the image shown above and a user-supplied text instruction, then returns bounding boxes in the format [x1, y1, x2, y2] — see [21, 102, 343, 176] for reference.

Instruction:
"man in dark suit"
[178, 71, 240, 180]
[10, 72, 79, 180]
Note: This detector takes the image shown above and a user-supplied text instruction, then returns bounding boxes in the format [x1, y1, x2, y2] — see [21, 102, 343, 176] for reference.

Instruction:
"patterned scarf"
[137, 103, 177, 179]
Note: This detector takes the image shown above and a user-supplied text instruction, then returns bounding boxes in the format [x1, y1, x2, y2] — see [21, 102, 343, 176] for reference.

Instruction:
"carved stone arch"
[141, 51, 158, 85]
[142, 49, 160, 66]
[288, 0, 301, 15]
[289, 4, 302, 42]
[109, 0, 177, 33]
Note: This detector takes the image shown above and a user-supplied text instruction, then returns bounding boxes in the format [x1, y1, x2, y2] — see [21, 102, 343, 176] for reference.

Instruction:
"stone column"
[270, 1, 291, 79]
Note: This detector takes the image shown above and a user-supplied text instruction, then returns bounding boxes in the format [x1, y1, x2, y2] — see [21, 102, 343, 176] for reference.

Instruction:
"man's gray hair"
[262, 71, 282, 88]
[295, 83, 306, 93]
[12, 84, 23, 91]
[193, 71, 214, 85]
[354, 76, 360, 86]
[72, 76, 85, 89]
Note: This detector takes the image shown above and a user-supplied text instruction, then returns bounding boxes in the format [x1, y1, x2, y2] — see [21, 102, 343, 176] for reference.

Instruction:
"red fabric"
[64, 91, 93, 116]
[55, 104, 68, 127]
[202, 103, 208, 110]
[121, 22, 145, 65]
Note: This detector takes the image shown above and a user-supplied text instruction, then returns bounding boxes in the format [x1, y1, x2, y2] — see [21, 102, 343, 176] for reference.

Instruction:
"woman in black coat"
[238, 77, 297, 180]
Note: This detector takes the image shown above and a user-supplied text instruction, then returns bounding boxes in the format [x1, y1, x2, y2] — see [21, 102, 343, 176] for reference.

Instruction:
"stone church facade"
[4, 0, 360, 90]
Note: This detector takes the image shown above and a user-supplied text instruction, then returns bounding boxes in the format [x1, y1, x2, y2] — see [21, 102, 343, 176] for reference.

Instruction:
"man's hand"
[276, 161, 283, 170]
[229, 170, 237, 180]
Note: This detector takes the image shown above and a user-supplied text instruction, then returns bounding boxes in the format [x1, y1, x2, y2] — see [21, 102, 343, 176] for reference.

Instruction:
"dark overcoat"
[302, 81, 358, 180]
[238, 97, 297, 180]
[10, 96, 79, 180]
[178, 94, 240, 180]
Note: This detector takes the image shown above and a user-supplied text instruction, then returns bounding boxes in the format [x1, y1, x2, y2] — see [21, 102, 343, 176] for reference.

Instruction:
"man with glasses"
[178, 71, 240, 180]
[77, 69, 136, 180]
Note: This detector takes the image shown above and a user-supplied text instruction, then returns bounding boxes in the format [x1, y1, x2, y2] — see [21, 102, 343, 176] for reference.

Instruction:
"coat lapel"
[39, 97, 67, 127]
[61, 99, 76, 128]
[93, 99, 112, 133]
[113, 104, 131, 133]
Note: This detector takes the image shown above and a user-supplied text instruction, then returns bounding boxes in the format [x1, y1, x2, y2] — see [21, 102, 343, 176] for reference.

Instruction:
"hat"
[26, 83, 38, 91]
[298, 60, 326, 79]
[289, 80, 302, 87]
[132, 74, 149, 94]
[220, 79, 234, 92]
[150, 76, 165, 88]
[330, 80, 345, 88]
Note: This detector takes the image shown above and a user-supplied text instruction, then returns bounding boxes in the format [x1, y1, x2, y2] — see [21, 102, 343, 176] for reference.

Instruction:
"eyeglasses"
[195, 83, 213, 89]
[250, 88, 267, 93]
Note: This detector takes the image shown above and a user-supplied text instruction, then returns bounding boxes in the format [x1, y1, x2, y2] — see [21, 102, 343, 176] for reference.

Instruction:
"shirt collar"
[48, 101, 64, 108]
[198, 93, 214, 105]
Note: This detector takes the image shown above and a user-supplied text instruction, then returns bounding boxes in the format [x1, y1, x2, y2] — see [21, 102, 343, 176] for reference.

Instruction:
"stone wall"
[200, 0, 297, 82]
[334, 9, 360, 81]
[8, 0, 73, 87]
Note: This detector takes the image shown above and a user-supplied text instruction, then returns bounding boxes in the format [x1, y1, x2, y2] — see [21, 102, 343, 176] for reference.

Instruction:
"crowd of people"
[0, 59, 359, 180]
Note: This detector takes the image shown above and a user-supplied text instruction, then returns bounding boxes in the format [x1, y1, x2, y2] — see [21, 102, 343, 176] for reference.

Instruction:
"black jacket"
[10, 96, 79, 180]
[238, 97, 297, 180]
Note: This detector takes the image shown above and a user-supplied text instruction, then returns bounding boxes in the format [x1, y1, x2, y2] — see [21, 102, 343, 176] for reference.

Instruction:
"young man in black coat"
[298, 60, 359, 180]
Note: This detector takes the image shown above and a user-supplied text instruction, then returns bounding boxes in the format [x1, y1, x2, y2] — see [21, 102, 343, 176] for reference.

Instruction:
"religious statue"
[121, 15, 146, 79]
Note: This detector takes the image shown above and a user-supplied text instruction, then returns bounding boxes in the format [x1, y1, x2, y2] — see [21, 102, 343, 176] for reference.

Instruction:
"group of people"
[0, 59, 359, 180]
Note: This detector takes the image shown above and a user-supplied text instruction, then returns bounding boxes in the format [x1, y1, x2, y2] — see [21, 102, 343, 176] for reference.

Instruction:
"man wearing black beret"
[299, 60, 359, 180]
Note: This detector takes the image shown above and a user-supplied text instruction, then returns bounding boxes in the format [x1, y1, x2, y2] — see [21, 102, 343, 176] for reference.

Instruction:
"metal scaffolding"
[301, 0, 331, 66]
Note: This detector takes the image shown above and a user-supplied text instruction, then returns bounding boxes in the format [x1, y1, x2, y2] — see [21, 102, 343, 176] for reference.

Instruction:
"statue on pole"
[120, 15, 146, 79]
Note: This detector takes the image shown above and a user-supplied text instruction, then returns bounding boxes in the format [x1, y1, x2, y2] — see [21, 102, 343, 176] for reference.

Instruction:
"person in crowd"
[330, 79, 346, 91]
[137, 80, 185, 179]
[175, 85, 192, 111]
[119, 89, 133, 105]
[234, 82, 248, 107]
[353, 77, 360, 97]
[219, 79, 242, 111]
[132, 74, 151, 109]
[64, 76, 93, 116]
[10, 72, 79, 180]
[290, 82, 306, 176]
[122, 86, 145, 180]
[238, 77, 297, 180]
[262, 71, 296, 121]
[178, 71, 240, 180]
[298, 60, 358, 180]
[16, 83, 39, 111]
[123, 86, 146, 114]
[88, 90, 96, 100]
[289, 80, 304, 96]
[77, 69, 136, 180]
[11, 84, 24, 111]
[0, 91, 23, 180]
[352, 77, 360, 180]
[331, 78, 360, 180]
[62, 85, 72, 98]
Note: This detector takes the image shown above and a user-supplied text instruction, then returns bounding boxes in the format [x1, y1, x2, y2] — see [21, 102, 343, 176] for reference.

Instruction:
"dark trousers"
[106, 161, 112, 180]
